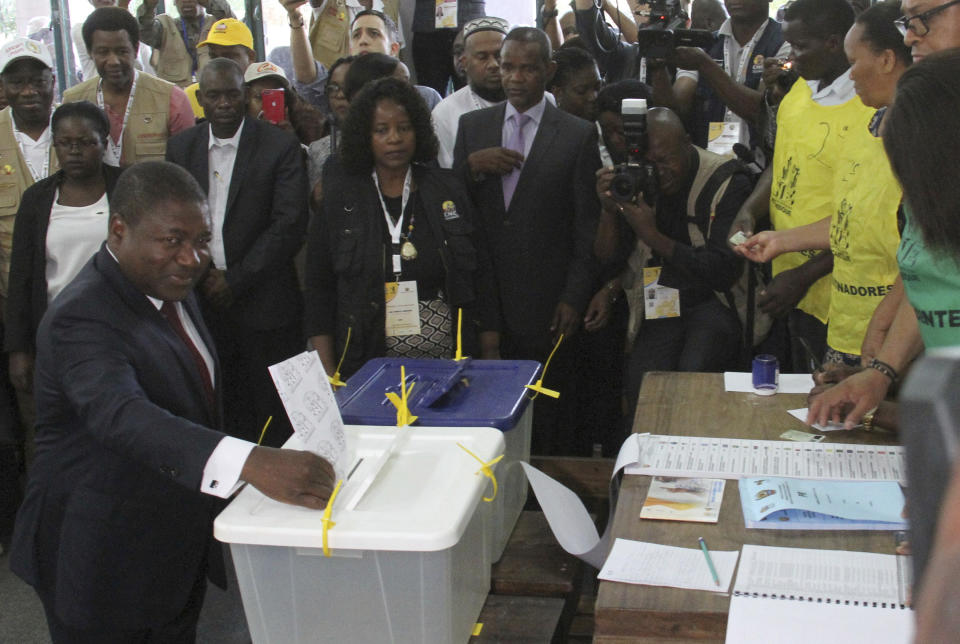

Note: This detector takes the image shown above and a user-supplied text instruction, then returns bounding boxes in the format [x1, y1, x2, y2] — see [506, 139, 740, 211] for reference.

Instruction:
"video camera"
[609, 99, 659, 205]
[636, 0, 717, 60]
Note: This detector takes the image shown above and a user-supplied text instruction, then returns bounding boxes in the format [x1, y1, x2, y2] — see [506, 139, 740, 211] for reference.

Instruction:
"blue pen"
[698, 537, 721, 587]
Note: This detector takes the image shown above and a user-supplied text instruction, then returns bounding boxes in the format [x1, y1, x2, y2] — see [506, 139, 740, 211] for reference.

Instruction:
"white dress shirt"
[207, 120, 244, 269]
[807, 68, 857, 106]
[433, 85, 500, 168]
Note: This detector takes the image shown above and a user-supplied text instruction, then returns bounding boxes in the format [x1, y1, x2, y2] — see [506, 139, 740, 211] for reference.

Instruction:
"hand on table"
[806, 368, 891, 429]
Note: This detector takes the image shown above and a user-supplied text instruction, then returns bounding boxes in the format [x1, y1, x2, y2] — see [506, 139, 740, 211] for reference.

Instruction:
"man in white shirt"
[8, 159, 333, 640]
[166, 59, 308, 446]
[432, 16, 508, 168]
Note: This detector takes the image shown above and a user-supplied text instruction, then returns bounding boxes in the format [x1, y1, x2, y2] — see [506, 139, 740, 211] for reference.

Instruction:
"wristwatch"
[542, 7, 559, 21]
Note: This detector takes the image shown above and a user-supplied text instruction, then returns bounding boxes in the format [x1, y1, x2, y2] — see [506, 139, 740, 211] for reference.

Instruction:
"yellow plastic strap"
[457, 442, 504, 502]
[321, 479, 344, 557]
[328, 327, 352, 390]
[384, 365, 418, 427]
[472, 623, 483, 636]
[454, 308, 467, 361]
[256, 415, 273, 446]
[525, 333, 564, 399]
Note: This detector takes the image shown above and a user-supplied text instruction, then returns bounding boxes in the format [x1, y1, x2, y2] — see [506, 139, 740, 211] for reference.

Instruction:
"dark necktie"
[160, 301, 215, 413]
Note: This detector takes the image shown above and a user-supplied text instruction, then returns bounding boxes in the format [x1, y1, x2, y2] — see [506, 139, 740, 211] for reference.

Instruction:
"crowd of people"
[2, 0, 960, 639]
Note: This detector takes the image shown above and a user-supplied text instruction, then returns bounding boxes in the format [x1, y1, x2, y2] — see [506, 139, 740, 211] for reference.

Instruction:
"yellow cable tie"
[472, 623, 483, 636]
[454, 308, 467, 361]
[256, 416, 273, 445]
[385, 365, 418, 427]
[525, 333, 564, 400]
[321, 478, 344, 557]
[457, 442, 504, 502]
[328, 327, 352, 390]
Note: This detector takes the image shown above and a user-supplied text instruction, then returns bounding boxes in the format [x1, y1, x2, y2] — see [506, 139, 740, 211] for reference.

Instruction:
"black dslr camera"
[610, 99, 659, 205]
[636, 0, 717, 60]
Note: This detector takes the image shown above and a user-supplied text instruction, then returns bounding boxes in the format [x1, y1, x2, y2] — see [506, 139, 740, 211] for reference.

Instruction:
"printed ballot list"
[624, 435, 904, 482]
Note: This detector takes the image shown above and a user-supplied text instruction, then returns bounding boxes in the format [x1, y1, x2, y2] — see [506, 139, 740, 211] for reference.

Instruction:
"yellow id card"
[643, 267, 681, 319]
[385, 281, 421, 336]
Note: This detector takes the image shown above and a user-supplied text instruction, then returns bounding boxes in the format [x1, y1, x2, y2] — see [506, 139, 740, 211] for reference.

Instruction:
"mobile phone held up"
[261, 88, 285, 125]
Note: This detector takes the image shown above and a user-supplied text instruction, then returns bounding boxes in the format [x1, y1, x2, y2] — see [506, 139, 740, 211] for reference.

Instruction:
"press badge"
[643, 267, 680, 319]
[385, 281, 421, 337]
[707, 121, 741, 157]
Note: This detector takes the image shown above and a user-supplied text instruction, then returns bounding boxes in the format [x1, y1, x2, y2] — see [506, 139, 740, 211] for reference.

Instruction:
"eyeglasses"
[895, 0, 960, 36]
[2, 76, 51, 92]
[53, 138, 102, 150]
[326, 83, 345, 97]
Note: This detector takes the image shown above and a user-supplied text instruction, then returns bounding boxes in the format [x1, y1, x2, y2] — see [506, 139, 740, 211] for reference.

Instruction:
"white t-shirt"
[45, 190, 109, 302]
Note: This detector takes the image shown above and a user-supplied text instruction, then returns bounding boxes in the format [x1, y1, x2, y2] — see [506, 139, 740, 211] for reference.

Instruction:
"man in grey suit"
[453, 27, 601, 455]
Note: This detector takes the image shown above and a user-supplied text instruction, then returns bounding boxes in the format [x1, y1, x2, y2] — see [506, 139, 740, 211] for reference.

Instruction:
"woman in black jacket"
[305, 77, 498, 378]
[6, 101, 122, 393]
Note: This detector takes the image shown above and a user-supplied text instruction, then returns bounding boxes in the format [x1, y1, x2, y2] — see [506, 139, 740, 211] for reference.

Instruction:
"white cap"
[0, 37, 53, 75]
[243, 61, 289, 88]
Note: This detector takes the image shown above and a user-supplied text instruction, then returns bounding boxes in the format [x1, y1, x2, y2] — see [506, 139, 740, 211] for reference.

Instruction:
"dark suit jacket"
[4, 165, 123, 355]
[165, 117, 307, 331]
[9, 245, 229, 629]
[453, 100, 601, 349]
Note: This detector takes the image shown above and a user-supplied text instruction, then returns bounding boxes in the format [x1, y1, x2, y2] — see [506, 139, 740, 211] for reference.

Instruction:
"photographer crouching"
[594, 105, 750, 421]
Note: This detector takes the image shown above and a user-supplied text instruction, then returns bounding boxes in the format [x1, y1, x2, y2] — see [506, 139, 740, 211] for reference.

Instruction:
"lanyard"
[97, 70, 140, 167]
[11, 120, 50, 182]
[372, 166, 412, 245]
[178, 17, 200, 74]
[723, 24, 764, 83]
[468, 87, 489, 112]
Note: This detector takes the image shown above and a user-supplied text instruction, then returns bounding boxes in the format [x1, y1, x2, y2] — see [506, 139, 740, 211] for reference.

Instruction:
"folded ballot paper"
[739, 476, 907, 530]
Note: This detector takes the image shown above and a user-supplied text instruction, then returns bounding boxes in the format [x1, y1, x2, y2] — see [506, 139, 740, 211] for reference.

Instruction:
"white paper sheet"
[726, 544, 914, 644]
[788, 407, 860, 431]
[598, 538, 739, 593]
[268, 351, 348, 479]
[726, 596, 913, 644]
[624, 435, 905, 482]
[723, 372, 814, 394]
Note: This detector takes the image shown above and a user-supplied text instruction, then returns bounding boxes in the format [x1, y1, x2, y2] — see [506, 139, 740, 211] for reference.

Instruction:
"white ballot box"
[214, 425, 505, 644]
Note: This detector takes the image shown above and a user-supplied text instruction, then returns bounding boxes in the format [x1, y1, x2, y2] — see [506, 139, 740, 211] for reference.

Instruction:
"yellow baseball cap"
[198, 18, 254, 50]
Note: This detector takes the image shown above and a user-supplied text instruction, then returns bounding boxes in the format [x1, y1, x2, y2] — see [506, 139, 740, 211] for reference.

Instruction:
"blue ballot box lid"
[336, 358, 542, 431]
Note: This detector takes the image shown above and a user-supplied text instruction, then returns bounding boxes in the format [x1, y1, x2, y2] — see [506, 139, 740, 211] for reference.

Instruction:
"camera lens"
[610, 170, 638, 203]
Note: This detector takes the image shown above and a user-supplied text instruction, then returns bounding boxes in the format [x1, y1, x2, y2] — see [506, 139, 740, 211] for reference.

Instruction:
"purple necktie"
[502, 112, 531, 210]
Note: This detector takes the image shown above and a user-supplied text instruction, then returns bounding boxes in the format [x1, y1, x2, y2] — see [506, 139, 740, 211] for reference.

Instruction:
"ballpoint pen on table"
[698, 536, 721, 587]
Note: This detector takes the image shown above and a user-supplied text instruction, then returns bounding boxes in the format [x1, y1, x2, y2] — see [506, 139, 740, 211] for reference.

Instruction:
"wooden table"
[593, 372, 900, 643]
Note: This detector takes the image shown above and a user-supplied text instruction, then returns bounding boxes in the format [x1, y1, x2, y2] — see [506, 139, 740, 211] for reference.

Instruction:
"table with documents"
[592, 372, 902, 643]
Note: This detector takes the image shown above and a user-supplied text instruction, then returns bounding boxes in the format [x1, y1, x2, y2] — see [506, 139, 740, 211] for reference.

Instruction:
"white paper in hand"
[268, 351, 348, 479]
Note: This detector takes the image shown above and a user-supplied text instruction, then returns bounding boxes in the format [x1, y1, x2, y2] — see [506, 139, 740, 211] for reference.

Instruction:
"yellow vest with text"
[63, 73, 174, 167]
[827, 118, 901, 355]
[770, 79, 873, 323]
[0, 107, 60, 297]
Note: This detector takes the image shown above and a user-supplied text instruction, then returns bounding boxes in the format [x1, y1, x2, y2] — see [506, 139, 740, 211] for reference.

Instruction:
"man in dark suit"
[453, 27, 601, 455]
[8, 161, 335, 642]
[166, 58, 307, 447]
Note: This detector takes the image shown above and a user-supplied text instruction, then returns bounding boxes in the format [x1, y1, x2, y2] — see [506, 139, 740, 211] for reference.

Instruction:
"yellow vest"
[152, 14, 215, 87]
[308, 1, 400, 68]
[63, 73, 174, 167]
[0, 107, 59, 297]
[827, 120, 901, 355]
[769, 79, 873, 323]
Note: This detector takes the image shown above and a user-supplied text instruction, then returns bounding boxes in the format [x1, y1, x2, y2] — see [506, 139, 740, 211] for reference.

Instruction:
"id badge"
[643, 267, 680, 319]
[707, 121, 741, 158]
[385, 280, 421, 337]
[435, 0, 457, 28]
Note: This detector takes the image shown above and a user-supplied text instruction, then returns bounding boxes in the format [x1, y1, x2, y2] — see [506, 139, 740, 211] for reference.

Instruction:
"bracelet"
[605, 280, 620, 304]
[861, 407, 878, 432]
[542, 8, 559, 20]
[289, 13, 305, 28]
[867, 358, 899, 384]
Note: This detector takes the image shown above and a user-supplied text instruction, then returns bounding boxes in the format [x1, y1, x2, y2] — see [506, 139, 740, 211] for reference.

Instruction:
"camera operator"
[594, 107, 750, 421]
[654, 0, 788, 152]
[572, 0, 663, 83]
